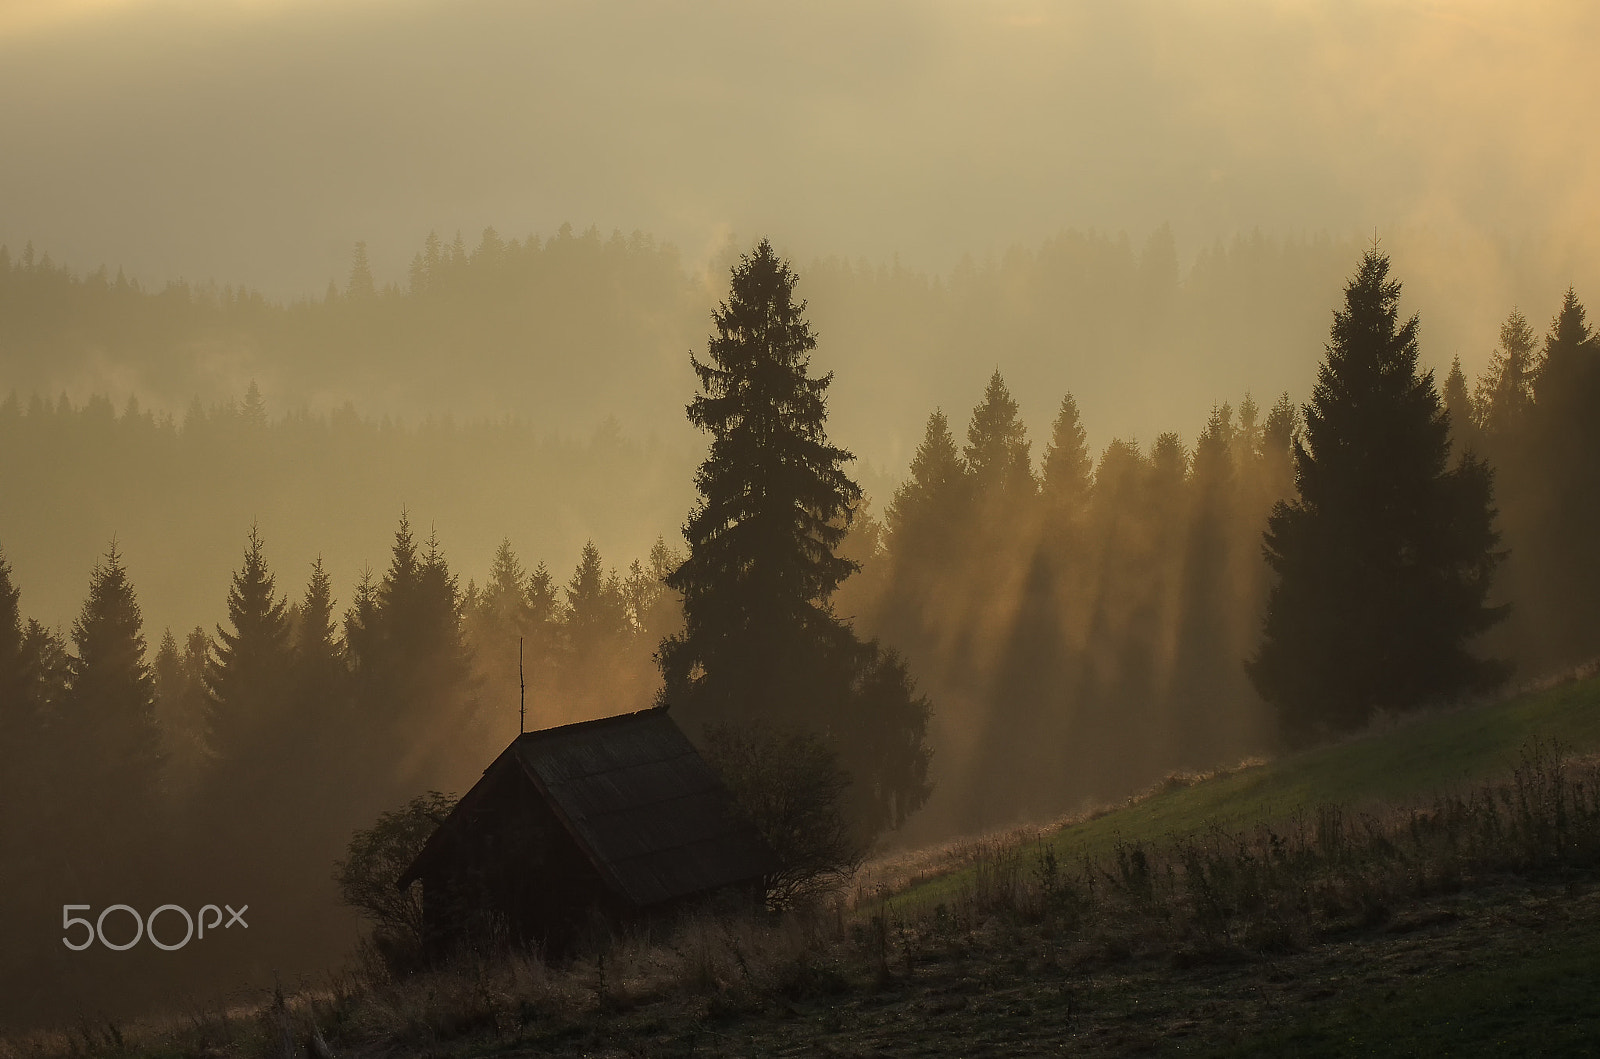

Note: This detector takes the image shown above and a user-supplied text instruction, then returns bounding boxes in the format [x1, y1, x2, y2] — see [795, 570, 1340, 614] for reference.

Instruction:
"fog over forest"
[5, 225, 1598, 643]
[3, 2, 1599, 637]
[4, 0, 1600, 1035]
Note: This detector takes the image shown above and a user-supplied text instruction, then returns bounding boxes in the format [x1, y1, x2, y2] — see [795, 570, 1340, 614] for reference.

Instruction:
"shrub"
[333, 790, 457, 967]
[702, 723, 865, 908]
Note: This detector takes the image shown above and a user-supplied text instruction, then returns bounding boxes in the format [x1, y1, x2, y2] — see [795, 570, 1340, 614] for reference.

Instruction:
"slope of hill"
[876, 666, 1600, 910]
[14, 671, 1600, 1057]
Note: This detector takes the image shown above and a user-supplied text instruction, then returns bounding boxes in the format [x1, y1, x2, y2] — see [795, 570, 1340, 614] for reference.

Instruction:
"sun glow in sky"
[3, 0, 1597, 291]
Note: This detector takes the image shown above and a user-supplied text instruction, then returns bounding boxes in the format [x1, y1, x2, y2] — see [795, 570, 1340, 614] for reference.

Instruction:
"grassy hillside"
[12, 671, 1600, 1058]
[886, 669, 1600, 909]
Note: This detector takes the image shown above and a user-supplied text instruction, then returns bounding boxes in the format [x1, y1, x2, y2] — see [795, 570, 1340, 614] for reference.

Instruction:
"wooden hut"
[398, 706, 773, 956]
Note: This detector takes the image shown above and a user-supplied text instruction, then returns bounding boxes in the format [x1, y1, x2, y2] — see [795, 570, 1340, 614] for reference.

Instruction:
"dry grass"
[850, 755, 1272, 908]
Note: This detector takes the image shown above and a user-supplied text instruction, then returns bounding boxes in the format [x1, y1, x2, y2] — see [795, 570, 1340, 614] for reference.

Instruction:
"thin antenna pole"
[519, 636, 526, 735]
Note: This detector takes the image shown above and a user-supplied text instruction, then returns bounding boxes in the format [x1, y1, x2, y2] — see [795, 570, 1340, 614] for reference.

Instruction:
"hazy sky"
[3, 0, 1598, 300]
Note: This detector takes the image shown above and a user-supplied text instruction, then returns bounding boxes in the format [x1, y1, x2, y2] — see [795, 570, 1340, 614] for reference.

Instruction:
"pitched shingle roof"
[401, 706, 774, 907]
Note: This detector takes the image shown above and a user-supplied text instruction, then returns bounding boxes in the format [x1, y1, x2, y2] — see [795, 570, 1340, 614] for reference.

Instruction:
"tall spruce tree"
[344, 567, 380, 688]
[1474, 309, 1539, 440]
[477, 539, 532, 637]
[413, 528, 473, 719]
[353, 513, 427, 719]
[1442, 356, 1477, 458]
[964, 370, 1035, 503]
[559, 540, 639, 716]
[1248, 251, 1507, 742]
[60, 542, 164, 849]
[658, 240, 861, 726]
[565, 541, 628, 652]
[885, 410, 969, 564]
[206, 525, 293, 768]
[0, 550, 33, 846]
[1532, 289, 1596, 410]
[1523, 290, 1600, 663]
[1261, 393, 1298, 495]
[347, 517, 474, 797]
[294, 557, 342, 688]
[659, 240, 931, 835]
[464, 539, 530, 712]
[523, 559, 562, 695]
[288, 556, 344, 766]
[624, 537, 683, 645]
[8, 619, 67, 846]
[1041, 393, 1092, 519]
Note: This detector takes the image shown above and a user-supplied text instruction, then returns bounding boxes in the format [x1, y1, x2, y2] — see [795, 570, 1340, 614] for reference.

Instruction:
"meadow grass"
[886, 671, 1600, 911]
[1213, 906, 1600, 1057]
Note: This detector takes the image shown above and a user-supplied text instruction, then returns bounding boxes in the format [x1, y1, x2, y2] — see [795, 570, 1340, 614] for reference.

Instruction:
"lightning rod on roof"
[519, 636, 526, 735]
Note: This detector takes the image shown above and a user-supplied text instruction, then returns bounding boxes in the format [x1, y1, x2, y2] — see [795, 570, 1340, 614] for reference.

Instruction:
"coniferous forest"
[4, 222, 1600, 1027]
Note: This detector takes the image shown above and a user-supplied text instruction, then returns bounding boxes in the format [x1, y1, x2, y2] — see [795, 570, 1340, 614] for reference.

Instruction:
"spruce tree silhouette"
[881, 410, 969, 661]
[964, 369, 1036, 503]
[1442, 355, 1479, 458]
[560, 539, 634, 713]
[1474, 309, 1539, 441]
[60, 542, 163, 857]
[288, 557, 344, 791]
[346, 515, 474, 799]
[659, 239, 930, 835]
[1248, 250, 1508, 743]
[0, 550, 33, 849]
[206, 524, 293, 770]
[477, 538, 533, 638]
[1041, 393, 1092, 519]
[1524, 290, 1600, 664]
[658, 240, 862, 728]
[294, 556, 343, 698]
[887, 409, 969, 560]
[565, 540, 627, 655]
[1532, 290, 1596, 411]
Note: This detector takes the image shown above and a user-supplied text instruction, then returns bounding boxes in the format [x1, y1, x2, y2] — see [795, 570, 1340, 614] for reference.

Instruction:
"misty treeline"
[0, 380, 692, 639]
[0, 226, 696, 438]
[0, 512, 679, 1026]
[840, 275, 1600, 836]
[1441, 291, 1600, 671]
[0, 223, 1445, 650]
[838, 376, 1296, 831]
[1, 223, 1392, 458]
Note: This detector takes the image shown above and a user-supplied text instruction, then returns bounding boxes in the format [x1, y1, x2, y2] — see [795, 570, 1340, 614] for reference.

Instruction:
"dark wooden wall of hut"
[416, 760, 619, 958]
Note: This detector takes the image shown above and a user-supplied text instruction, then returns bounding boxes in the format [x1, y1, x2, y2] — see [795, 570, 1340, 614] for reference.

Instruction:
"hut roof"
[400, 706, 774, 907]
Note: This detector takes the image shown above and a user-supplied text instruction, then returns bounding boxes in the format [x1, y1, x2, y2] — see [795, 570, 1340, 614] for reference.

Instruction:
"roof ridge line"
[516, 703, 669, 740]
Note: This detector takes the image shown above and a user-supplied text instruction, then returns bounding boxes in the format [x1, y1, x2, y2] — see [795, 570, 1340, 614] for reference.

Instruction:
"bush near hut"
[335, 790, 458, 969]
[703, 722, 865, 908]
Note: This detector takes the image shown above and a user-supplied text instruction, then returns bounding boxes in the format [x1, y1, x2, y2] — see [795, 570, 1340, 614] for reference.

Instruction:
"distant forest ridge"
[3, 222, 1586, 472]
